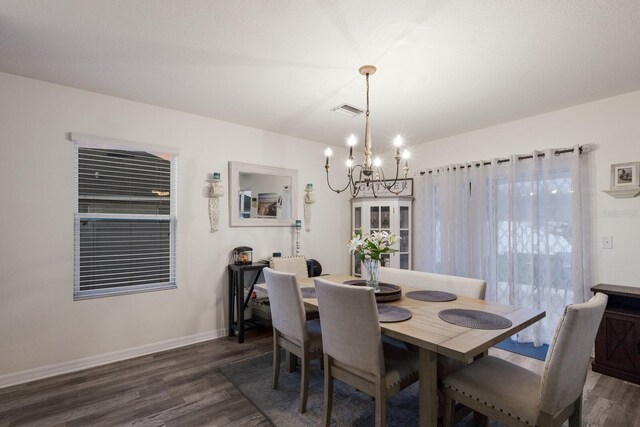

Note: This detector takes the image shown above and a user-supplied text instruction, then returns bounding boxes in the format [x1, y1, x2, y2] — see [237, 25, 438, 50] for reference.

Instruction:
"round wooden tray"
[342, 280, 402, 302]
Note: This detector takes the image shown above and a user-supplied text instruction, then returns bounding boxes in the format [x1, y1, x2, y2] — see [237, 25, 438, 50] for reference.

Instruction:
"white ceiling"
[2, 1, 640, 149]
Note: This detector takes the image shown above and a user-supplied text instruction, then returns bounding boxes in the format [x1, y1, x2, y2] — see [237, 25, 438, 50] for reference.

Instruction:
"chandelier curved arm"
[325, 163, 366, 195]
[325, 166, 352, 194]
[374, 161, 409, 196]
[349, 165, 366, 197]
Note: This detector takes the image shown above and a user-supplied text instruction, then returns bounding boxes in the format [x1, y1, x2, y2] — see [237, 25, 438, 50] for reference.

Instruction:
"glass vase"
[363, 258, 381, 293]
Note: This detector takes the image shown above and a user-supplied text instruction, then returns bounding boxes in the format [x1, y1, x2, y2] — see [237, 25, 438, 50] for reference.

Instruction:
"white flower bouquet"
[348, 230, 400, 262]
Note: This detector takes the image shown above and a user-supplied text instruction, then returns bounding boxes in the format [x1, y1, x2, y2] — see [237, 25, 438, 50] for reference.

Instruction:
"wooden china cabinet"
[351, 196, 412, 277]
[591, 283, 640, 384]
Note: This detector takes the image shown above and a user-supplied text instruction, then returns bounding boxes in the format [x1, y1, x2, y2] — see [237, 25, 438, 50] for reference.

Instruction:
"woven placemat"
[300, 287, 316, 299]
[405, 290, 457, 302]
[438, 309, 512, 330]
[377, 305, 412, 323]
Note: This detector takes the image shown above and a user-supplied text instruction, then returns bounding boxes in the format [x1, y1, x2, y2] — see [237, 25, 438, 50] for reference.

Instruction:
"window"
[418, 148, 589, 345]
[73, 135, 177, 299]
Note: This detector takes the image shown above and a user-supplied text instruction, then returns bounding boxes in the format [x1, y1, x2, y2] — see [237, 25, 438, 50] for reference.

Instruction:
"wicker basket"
[249, 297, 272, 327]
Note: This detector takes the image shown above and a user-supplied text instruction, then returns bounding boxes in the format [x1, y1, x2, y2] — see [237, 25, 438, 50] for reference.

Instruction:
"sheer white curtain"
[414, 147, 591, 345]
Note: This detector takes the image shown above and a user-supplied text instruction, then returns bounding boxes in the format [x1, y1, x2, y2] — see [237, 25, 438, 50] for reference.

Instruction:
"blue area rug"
[220, 351, 502, 426]
[495, 339, 548, 361]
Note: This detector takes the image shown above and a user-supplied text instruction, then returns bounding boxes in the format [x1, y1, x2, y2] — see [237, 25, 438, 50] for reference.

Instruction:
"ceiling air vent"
[330, 103, 364, 118]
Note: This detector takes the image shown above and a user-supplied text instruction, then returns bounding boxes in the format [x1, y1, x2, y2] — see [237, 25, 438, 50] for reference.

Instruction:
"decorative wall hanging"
[303, 183, 315, 231]
[208, 172, 224, 232]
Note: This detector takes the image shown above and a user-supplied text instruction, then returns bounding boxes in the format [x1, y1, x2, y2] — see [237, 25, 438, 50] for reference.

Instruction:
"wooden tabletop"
[299, 275, 545, 361]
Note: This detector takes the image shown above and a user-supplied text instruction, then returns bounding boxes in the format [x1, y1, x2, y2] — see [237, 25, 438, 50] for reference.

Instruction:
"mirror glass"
[229, 162, 298, 227]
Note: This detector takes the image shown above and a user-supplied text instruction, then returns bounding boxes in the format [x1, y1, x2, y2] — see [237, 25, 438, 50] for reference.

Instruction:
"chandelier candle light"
[325, 65, 410, 198]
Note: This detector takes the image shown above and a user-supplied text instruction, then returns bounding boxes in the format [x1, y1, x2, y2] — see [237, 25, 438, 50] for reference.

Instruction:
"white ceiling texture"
[2, 1, 640, 149]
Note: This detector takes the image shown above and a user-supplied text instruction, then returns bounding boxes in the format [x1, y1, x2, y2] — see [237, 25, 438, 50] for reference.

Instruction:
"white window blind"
[73, 136, 177, 299]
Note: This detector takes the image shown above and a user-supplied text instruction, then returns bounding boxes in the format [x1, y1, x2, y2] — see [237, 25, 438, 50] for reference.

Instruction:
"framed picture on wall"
[611, 162, 639, 188]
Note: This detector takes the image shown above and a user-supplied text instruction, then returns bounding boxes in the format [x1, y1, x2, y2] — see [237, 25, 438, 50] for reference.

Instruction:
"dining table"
[265, 274, 546, 427]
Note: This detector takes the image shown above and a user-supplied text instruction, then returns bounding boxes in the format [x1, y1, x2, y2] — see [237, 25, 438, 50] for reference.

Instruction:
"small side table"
[228, 262, 268, 343]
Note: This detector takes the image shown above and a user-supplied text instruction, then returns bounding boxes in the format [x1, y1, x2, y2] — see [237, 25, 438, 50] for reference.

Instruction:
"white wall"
[410, 89, 640, 288]
[0, 72, 351, 380]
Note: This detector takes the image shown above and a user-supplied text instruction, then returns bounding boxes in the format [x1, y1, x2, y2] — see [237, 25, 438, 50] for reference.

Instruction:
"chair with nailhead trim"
[441, 292, 607, 427]
[264, 268, 323, 413]
[314, 278, 420, 427]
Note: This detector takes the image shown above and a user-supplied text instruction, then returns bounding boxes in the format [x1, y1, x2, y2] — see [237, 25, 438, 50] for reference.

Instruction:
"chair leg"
[569, 394, 582, 427]
[287, 351, 297, 373]
[374, 379, 386, 427]
[299, 349, 310, 413]
[442, 395, 455, 427]
[323, 354, 333, 427]
[272, 331, 280, 389]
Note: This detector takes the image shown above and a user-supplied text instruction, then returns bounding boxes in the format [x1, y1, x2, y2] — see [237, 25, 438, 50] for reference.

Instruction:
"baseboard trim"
[0, 328, 227, 389]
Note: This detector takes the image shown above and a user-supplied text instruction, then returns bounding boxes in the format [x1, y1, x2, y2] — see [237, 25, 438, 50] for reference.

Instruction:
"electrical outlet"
[602, 236, 613, 249]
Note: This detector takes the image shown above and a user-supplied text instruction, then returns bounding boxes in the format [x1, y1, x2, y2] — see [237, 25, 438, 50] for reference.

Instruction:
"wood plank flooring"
[1, 330, 639, 426]
[0, 330, 273, 427]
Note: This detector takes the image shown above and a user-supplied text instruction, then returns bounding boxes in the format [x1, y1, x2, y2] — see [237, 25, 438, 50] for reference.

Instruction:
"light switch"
[602, 236, 613, 249]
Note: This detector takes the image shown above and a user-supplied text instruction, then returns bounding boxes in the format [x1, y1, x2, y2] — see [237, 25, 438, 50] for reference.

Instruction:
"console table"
[591, 283, 640, 384]
[228, 262, 268, 343]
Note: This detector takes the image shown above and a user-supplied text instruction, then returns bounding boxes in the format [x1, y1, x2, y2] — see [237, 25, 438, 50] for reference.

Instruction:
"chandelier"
[324, 65, 410, 198]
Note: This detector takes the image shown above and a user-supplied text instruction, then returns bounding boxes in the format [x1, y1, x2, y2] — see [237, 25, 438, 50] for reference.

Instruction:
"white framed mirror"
[229, 161, 298, 227]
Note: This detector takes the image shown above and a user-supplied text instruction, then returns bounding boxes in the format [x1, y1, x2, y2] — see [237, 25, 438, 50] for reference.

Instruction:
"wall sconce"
[303, 183, 315, 231]
[208, 172, 224, 232]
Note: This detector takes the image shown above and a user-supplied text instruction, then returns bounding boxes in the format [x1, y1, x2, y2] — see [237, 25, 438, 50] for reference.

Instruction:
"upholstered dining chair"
[269, 255, 309, 279]
[441, 292, 608, 427]
[263, 267, 323, 413]
[271, 255, 319, 325]
[378, 267, 486, 299]
[314, 277, 420, 427]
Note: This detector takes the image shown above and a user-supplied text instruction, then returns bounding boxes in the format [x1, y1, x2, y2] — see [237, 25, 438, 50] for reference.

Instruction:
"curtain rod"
[418, 145, 587, 176]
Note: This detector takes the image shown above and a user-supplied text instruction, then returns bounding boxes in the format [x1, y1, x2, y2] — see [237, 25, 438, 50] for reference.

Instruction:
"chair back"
[538, 292, 608, 415]
[378, 267, 486, 299]
[270, 255, 309, 278]
[314, 278, 385, 376]
[263, 268, 308, 344]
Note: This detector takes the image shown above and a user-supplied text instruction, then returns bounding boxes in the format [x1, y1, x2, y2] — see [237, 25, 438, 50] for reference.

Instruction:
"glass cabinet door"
[398, 205, 410, 270]
[370, 205, 391, 232]
[381, 206, 391, 231]
[370, 206, 379, 230]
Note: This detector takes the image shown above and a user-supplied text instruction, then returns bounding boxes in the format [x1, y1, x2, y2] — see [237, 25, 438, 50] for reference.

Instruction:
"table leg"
[419, 348, 438, 427]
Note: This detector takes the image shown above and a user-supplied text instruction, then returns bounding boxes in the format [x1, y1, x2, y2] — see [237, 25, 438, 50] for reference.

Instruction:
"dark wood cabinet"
[591, 283, 640, 384]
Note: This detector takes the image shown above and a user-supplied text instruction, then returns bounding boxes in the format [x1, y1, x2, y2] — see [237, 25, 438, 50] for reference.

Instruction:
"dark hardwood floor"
[1, 329, 639, 426]
[0, 330, 273, 427]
